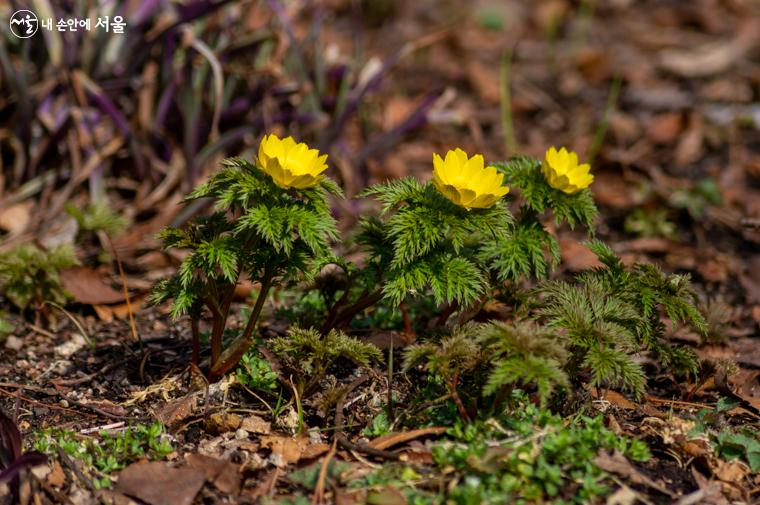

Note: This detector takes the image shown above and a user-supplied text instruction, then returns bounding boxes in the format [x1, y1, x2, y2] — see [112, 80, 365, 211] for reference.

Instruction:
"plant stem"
[208, 270, 275, 380]
[321, 288, 383, 333]
[190, 317, 200, 367]
[500, 49, 517, 157]
[586, 74, 622, 165]
[449, 371, 470, 422]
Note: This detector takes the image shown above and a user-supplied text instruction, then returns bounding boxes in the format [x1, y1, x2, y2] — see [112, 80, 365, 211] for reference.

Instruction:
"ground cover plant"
[1, 1, 759, 504]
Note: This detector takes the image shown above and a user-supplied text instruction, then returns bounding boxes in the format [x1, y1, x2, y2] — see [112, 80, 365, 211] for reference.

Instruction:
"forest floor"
[1, 1, 759, 504]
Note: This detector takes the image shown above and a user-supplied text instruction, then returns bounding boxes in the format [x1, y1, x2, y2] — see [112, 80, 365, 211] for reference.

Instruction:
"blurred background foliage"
[0, 0, 441, 250]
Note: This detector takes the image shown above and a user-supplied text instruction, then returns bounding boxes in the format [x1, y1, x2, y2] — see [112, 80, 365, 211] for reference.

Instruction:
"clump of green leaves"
[66, 200, 129, 236]
[539, 241, 705, 397]
[403, 321, 569, 420]
[359, 178, 511, 308]
[33, 423, 173, 489]
[0, 312, 13, 339]
[0, 244, 78, 324]
[477, 320, 568, 403]
[357, 393, 649, 504]
[352, 155, 596, 317]
[403, 326, 481, 421]
[624, 208, 675, 237]
[236, 345, 280, 392]
[151, 158, 341, 379]
[670, 177, 722, 219]
[271, 326, 382, 397]
[715, 428, 760, 473]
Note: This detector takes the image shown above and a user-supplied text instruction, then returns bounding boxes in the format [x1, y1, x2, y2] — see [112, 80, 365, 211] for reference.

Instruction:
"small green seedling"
[271, 326, 382, 398]
[33, 423, 173, 489]
[0, 244, 78, 325]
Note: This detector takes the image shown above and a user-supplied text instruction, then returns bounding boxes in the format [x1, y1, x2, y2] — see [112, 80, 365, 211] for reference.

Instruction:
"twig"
[0, 388, 96, 418]
[55, 447, 99, 500]
[390, 393, 453, 431]
[106, 233, 141, 346]
[312, 439, 337, 505]
[43, 302, 92, 347]
[289, 376, 304, 435]
[333, 375, 400, 461]
[387, 333, 394, 422]
[79, 422, 125, 435]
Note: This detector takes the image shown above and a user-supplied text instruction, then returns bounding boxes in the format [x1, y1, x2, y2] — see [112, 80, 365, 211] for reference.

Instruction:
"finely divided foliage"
[477, 321, 568, 402]
[495, 156, 598, 230]
[151, 155, 341, 377]
[538, 241, 705, 397]
[360, 179, 512, 306]
[149, 142, 707, 409]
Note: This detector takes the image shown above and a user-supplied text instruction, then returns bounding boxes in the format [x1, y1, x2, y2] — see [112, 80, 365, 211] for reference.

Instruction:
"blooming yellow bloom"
[431, 148, 509, 209]
[541, 147, 594, 194]
[257, 134, 328, 189]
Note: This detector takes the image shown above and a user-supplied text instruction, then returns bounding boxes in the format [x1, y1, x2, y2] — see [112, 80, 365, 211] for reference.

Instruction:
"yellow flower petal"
[542, 147, 593, 193]
[430, 149, 509, 209]
[256, 134, 327, 189]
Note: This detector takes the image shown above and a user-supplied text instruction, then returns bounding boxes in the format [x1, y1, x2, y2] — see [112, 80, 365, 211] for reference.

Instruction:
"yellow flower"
[541, 147, 594, 194]
[257, 134, 328, 189]
[431, 148, 509, 209]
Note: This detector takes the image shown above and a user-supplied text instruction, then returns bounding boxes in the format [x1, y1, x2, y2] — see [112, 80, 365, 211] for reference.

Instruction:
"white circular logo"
[9, 10, 38, 38]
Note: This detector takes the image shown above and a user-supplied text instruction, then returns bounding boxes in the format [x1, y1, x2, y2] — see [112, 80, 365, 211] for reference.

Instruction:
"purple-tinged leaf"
[0, 410, 21, 464]
[0, 452, 47, 484]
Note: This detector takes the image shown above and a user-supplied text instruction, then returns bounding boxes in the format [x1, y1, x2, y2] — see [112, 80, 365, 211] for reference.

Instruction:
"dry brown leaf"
[0, 201, 32, 235]
[594, 450, 675, 497]
[591, 172, 640, 208]
[46, 461, 66, 488]
[368, 427, 446, 451]
[559, 237, 602, 272]
[675, 114, 704, 168]
[605, 485, 642, 505]
[116, 462, 206, 505]
[60, 267, 126, 305]
[383, 96, 417, 131]
[153, 395, 197, 427]
[712, 460, 750, 500]
[606, 414, 623, 435]
[646, 112, 683, 144]
[260, 435, 309, 466]
[93, 294, 146, 322]
[300, 443, 331, 460]
[240, 415, 271, 435]
[659, 20, 760, 78]
[592, 389, 637, 410]
[751, 305, 760, 326]
[185, 454, 241, 494]
[466, 60, 500, 104]
[205, 412, 242, 435]
[533, 0, 568, 33]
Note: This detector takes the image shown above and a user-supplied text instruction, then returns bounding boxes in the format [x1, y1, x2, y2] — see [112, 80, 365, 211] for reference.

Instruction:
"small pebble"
[4, 335, 23, 351]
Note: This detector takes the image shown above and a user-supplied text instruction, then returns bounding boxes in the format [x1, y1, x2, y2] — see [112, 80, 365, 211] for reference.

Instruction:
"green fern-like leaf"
[494, 156, 598, 231]
[475, 321, 568, 403]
